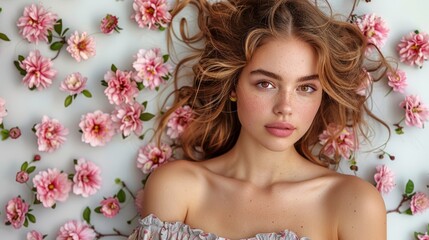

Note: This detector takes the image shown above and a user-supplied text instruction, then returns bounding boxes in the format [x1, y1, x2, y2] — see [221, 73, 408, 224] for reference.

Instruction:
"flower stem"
[386, 194, 411, 214]
[121, 181, 136, 199]
[95, 228, 129, 239]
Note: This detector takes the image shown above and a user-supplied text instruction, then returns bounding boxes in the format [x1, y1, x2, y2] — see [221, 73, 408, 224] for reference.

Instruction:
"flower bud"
[16, 171, 29, 183]
[33, 154, 41, 161]
[9, 127, 21, 139]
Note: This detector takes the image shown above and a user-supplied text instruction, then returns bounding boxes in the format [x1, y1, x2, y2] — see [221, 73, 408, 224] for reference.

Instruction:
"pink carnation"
[60, 72, 87, 95]
[0, 97, 7, 125]
[418, 233, 429, 240]
[33, 168, 72, 208]
[17, 4, 58, 43]
[16, 171, 30, 184]
[410, 192, 429, 215]
[136, 142, 172, 174]
[397, 31, 429, 67]
[27, 230, 44, 240]
[104, 70, 138, 105]
[66, 31, 96, 62]
[133, 48, 171, 90]
[34, 116, 69, 153]
[132, 0, 172, 30]
[355, 13, 389, 51]
[56, 220, 96, 240]
[100, 197, 121, 218]
[400, 95, 429, 128]
[318, 123, 357, 160]
[387, 69, 407, 93]
[20, 50, 57, 90]
[79, 110, 116, 147]
[72, 158, 102, 198]
[167, 105, 193, 139]
[5, 196, 29, 229]
[373, 165, 395, 194]
[111, 102, 144, 137]
[100, 14, 120, 34]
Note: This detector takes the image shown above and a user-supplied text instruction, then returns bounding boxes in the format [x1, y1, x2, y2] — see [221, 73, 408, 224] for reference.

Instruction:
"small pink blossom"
[373, 165, 395, 194]
[66, 31, 96, 62]
[111, 102, 144, 137]
[136, 142, 172, 174]
[9, 127, 22, 139]
[400, 95, 429, 128]
[100, 14, 121, 34]
[135, 188, 144, 213]
[167, 105, 193, 139]
[387, 69, 407, 93]
[33, 168, 72, 208]
[0, 97, 7, 125]
[16, 171, 30, 183]
[104, 69, 138, 105]
[17, 4, 58, 43]
[20, 50, 57, 90]
[133, 48, 171, 90]
[60, 72, 88, 95]
[27, 230, 44, 240]
[410, 192, 429, 215]
[79, 110, 116, 147]
[34, 116, 69, 153]
[397, 31, 429, 67]
[73, 158, 102, 198]
[132, 0, 172, 30]
[100, 197, 121, 218]
[5, 196, 29, 229]
[418, 233, 429, 240]
[355, 13, 389, 51]
[318, 123, 357, 160]
[356, 69, 372, 96]
[56, 220, 96, 240]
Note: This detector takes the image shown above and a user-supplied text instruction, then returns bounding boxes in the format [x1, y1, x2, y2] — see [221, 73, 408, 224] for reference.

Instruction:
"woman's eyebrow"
[250, 69, 319, 82]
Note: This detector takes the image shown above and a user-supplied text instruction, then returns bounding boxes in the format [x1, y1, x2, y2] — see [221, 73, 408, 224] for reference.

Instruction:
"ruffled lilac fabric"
[128, 214, 310, 240]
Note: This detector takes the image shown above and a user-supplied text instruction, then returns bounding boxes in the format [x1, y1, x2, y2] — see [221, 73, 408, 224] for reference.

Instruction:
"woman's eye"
[298, 85, 316, 93]
[257, 81, 274, 89]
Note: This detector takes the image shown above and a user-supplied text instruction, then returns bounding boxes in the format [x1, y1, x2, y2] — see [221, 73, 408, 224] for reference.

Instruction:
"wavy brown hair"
[156, 0, 392, 167]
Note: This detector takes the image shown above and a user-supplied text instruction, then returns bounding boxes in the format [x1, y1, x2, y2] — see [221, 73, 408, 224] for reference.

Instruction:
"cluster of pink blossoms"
[104, 70, 138, 105]
[397, 31, 429, 67]
[100, 14, 121, 34]
[66, 31, 96, 62]
[166, 105, 193, 139]
[16, 4, 58, 43]
[20, 50, 57, 91]
[373, 165, 395, 194]
[133, 48, 172, 90]
[355, 13, 389, 51]
[132, 0, 172, 30]
[5, 196, 29, 229]
[387, 69, 408, 93]
[111, 102, 144, 137]
[0, 97, 7, 125]
[56, 220, 96, 240]
[79, 110, 116, 147]
[400, 95, 429, 128]
[72, 158, 102, 198]
[34, 116, 69, 153]
[318, 123, 357, 160]
[136, 142, 172, 174]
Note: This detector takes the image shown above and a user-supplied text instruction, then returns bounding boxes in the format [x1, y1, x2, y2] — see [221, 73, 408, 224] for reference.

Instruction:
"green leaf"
[27, 213, 36, 223]
[137, 82, 144, 90]
[83, 207, 91, 224]
[47, 30, 53, 43]
[94, 206, 102, 213]
[162, 54, 169, 63]
[82, 90, 92, 98]
[155, 86, 159, 91]
[64, 95, 73, 107]
[140, 112, 155, 121]
[1, 129, 9, 140]
[159, 26, 166, 31]
[21, 161, 29, 171]
[14, 60, 26, 76]
[62, 27, 69, 36]
[115, 178, 122, 184]
[74, 159, 78, 165]
[142, 101, 148, 108]
[23, 218, 29, 227]
[0, 8, 2, 13]
[101, 80, 108, 87]
[404, 208, 413, 215]
[52, 203, 56, 209]
[26, 166, 36, 174]
[111, 64, 118, 72]
[33, 197, 41, 205]
[50, 41, 64, 51]
[0, 32, 10, 41]
[405, 179, 414, 195]
[18, 55, 25, 62]
[0, 123, 3, 129]
[117, 189, 126, 203]
[54, 19, 63, 36]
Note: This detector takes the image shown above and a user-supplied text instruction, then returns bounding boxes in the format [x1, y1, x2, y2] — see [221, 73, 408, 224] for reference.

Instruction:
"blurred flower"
[355, 13, 389, 51]
[318, 123, 357, 160]
[100, 14, 121, 34]
[72, 158, 102, 198]
[66, 31, 96, 62]
[79, 110, 116, 147]
[56, 220, 96, 240]
[167, 105, 193, 139]
[397, 30, 429, 67]
[374, 165, 395, 194]
[134, 188, 144, 213]
[100, 197, 120, 218]
[9, 127, 22, 139]
[133, 48, 171, 90]
[16, 171, 30, 184]
[410, 192, 429, 214]
[400, 95, 429, 128]
[33, 168, 72, 208]
[34, 116, 69, 153]
[27, 230, 44, 240]
[5, 196, 29, 229]
[111, 102, 143, 137]
[355, 69, 372, 96]
[387, 69, 407, 93]
[0, 97, 7, 125]
[20, 50, 57, 90]
[59, 72, 87, 95]
[136, 142, 172, 174]
[33, 154, 41, 161]
[417, 233, 429, 240]
[104, 70, 138, 105]
[132, 0, 171, 30]
[16, 4, 58, 43]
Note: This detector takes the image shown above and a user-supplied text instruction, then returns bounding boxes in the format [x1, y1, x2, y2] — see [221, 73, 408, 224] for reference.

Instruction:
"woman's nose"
[273, 91, 292, 116]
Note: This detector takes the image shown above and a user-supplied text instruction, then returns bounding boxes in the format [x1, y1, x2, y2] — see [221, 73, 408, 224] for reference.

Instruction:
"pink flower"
[167, 105, 193, 139]
[60, 72, 88, 95]
[34, 116, 69, 153]
[56, 220, 96, 240]
[418, 233, 429, 240]
[100, 14, 121, 34]
[66, 31, 96, 62]
[5, 196, 29, 229]
[79, 110, 116, 147]
[73, 158, 102, 198]
[373, 165, 395, 194]
[132, 0, 172, 30]
[100, 197, 121, 218]
[27, 230, 44, 240]
[410, 192, 429, 214]
[9, 127, 22, 139]
[318, 123, 357, 160]
[387, 69, 407, 93]
[16, 171, 30, 183]
[20, 50, 57, 90]
[104, 69, 138, 105]
[0, 97, 7, 125]
[397, 31, 429, 67]
[111, 102, 144, 137]
[400, 95, 429, 128]
[136, 142, 172, 174]
[133, 48, 171, 90]
[33, 168, 72, 208]
[135, 188, 144, 213]
[17, 4, 58, 43]
[355, 13, 389, 51]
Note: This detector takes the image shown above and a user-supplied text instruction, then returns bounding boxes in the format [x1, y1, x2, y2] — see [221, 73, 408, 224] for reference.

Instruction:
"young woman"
[129, 0, 391, 239]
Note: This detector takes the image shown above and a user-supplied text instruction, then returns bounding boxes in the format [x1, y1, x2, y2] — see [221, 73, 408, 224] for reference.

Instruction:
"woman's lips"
[265, 122, 296, 137]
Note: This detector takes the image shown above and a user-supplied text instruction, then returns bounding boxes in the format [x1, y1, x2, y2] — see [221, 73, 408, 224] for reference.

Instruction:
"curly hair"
[155, 0, 391, 167]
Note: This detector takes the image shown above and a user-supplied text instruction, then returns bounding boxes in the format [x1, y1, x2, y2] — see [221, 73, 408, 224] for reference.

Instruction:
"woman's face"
[233, 37, 322, 152]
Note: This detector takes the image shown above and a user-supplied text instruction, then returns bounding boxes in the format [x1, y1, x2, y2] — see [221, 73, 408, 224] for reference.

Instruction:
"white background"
[0, 0, 428, 239]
